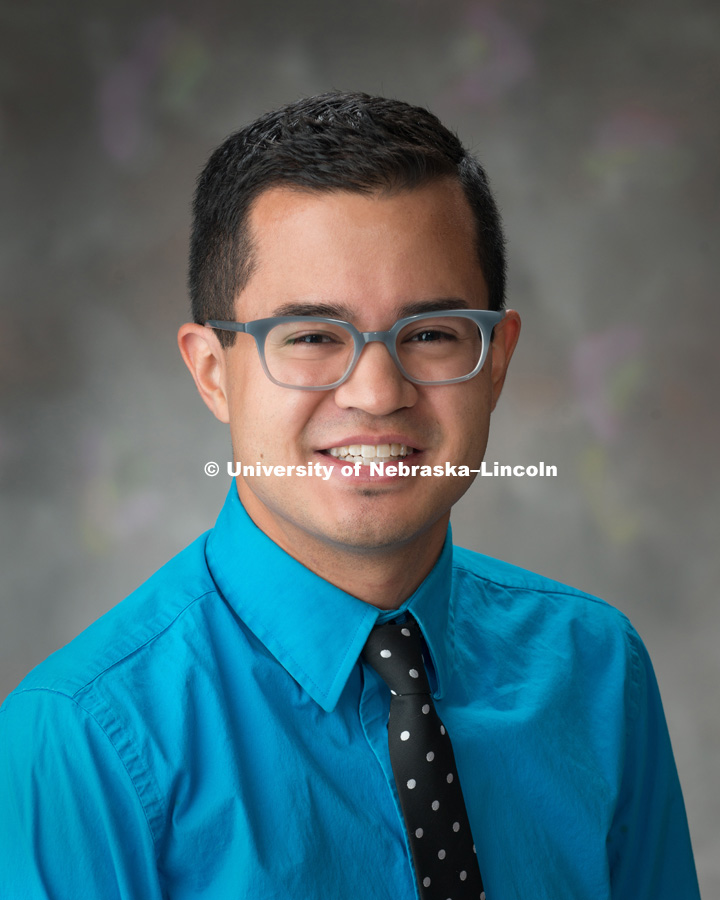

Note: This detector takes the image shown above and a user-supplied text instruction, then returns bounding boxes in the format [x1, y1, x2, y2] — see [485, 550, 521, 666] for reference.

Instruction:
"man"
[0, 93, 699, 899]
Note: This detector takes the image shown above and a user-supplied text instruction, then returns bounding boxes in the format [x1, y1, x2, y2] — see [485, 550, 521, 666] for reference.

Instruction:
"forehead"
[237, 180, 486, 321]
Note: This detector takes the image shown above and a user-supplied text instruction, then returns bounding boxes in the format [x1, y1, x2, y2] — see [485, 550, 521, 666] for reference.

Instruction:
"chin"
[318, 501, 444, 555]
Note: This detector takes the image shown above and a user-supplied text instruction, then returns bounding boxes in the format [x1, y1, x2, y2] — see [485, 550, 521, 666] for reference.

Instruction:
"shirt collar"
[206, 485, 455, 712]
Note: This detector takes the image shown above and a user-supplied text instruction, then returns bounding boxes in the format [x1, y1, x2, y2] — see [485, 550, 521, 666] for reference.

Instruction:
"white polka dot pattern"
[362, 617, 485, 900]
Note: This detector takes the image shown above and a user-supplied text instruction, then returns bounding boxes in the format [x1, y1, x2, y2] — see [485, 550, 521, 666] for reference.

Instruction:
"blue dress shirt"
[0, 486, 700, 899]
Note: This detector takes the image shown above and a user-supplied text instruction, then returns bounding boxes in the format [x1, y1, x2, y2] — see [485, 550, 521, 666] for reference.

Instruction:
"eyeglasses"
[205, 309, 505, 390]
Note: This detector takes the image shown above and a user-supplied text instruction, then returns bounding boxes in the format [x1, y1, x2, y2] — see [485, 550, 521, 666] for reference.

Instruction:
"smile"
[325, 443, 416, 466]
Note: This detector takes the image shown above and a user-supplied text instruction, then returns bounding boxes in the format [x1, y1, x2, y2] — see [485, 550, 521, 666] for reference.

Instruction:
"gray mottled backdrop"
[1, 0, 718, 893]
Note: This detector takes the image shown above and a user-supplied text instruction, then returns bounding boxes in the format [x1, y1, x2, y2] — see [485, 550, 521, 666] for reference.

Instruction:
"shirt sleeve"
[0, 688, 164, 900]
[607, 624, 701, 900]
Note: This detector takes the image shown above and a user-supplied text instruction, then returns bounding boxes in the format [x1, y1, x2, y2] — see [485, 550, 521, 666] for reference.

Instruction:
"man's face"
[215, 180, 518, 560]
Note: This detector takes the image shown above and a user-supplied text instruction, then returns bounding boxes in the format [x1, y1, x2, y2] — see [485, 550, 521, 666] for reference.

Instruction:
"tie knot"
[362, 618, 431, 695]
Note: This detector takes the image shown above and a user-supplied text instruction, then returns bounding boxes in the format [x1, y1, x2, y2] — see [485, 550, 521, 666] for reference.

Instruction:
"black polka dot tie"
[363, 617, 486, 900]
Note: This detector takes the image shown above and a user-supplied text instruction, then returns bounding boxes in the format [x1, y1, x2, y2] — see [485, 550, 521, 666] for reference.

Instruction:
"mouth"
[321, 442, 419, 467]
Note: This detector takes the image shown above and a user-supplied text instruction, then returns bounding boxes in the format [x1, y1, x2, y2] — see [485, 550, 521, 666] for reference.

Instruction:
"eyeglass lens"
[263, 316, 484, 387]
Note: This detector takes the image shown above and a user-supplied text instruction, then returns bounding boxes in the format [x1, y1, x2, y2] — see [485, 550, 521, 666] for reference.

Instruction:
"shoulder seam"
[71, 589, 218, 699]
[12, 589, 218, 701]
[620, 618, 643, 725]
[452, 561, 613, 610]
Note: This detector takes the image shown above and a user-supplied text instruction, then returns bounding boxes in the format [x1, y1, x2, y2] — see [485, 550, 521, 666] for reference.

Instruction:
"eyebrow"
[270, 297, 472, 320]
[397, 298, 471, 317]
[271, 302, 355, 319]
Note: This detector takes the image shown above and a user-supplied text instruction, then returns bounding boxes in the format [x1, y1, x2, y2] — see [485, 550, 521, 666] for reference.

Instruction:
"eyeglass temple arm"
[204, 320, 248, 333]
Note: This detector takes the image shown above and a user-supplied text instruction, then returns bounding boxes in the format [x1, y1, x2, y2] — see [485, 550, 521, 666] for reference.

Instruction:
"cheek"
[454, 399, 491, 469]
[435, 380, 492, 446]
[228, 373, 324, 456]
[225, 361, 273, 454]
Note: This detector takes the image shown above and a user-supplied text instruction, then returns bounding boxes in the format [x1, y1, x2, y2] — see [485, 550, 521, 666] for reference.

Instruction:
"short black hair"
[189, 91, 506, 346]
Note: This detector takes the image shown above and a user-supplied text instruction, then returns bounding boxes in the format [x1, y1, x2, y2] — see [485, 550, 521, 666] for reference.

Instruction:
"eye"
[288, 332, 339, 344]
[406, 328, 457, 343]
[281, 327, 350, 347]
[269, 321, 352, 353]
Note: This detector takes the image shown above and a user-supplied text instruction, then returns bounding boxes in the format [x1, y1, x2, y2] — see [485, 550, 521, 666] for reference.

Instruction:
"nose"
[333, 340, 418, 415]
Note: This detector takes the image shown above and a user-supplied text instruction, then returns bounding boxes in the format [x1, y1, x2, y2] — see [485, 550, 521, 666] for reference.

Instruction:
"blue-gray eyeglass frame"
[205, 309, 505, 390]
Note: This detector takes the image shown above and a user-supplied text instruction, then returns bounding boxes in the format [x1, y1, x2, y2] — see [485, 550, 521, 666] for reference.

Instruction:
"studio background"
[1, 1, 718, 894]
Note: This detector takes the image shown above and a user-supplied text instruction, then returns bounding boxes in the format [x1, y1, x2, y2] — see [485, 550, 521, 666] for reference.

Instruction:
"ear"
[177, 323, 230, 424]
[489, 310, 521, 411]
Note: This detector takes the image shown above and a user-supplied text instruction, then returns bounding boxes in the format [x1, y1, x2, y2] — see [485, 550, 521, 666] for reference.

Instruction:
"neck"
[283, 529, 447, 610]
[236, 484, 448, 610]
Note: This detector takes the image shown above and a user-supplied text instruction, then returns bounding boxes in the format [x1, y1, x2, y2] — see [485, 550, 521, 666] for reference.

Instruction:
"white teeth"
[325, 442, 414, 461]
